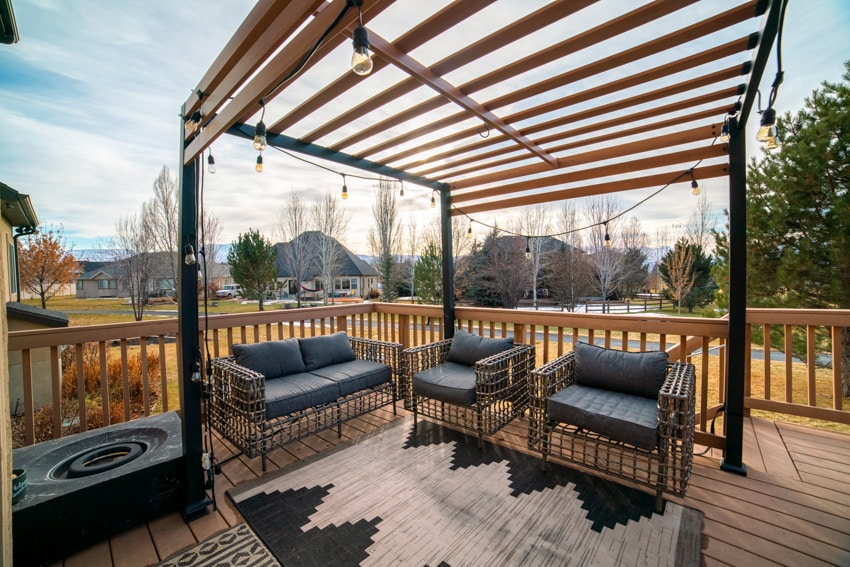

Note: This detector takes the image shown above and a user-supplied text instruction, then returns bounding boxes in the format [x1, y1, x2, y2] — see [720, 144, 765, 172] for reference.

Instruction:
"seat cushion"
[412, 361, 477, 406]
[574, 341, 668, 399]
[309, 360, 392, 397]
[232, 339, 306, 378]
[445, 329, 514, 366]
[547, 385, 659, 451]
[263, 372, 340, 420]
[299, 332, 356, 371]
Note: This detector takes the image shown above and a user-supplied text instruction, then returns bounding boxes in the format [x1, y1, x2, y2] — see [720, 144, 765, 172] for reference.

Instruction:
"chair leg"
[261, 452, 267, 472]
[413, 395, 418, 427]
[655, 490, 664, 514]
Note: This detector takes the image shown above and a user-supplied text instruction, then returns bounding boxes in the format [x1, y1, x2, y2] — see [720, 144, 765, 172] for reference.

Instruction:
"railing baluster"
[50, 345, 61, 438]
[784, 325, 793, 403]
[764, 323, 772, 400]
[159, 335, 168, 412]
[22, 349, 34, 445]
[807, 325, 816, 406]
[833, 326, 843, 411]
[76, 343, 87, 432]
[99, 341, 109, 427]
[141, 337, 150, 416]
[120, 339, 130, 422]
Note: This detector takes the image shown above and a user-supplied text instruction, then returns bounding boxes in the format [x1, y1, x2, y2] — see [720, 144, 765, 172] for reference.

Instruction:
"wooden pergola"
[177, 0, 784, 517]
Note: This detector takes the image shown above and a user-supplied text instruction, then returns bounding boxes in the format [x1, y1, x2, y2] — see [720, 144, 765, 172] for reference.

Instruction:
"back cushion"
[299, 332, 356, 371]
[446, 329, 514, 367]
[232, 339, 306, 379]
[574, 341, 668, 399]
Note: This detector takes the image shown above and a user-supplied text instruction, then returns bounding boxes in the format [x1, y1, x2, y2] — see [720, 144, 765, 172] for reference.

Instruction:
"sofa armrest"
[527, 351, 575, 449]
[657, 361, 696, 456]
[209, 356, 266, 423]
[474, 343, 535, 388]
[349, 336, 402, 377]
[403, 338, 453, 374]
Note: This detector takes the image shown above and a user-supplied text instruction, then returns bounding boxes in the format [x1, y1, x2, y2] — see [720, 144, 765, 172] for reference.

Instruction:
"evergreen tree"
[227, 229, 277, 311]
[714, 61, 850, 393]
[413, 241, 442, 305]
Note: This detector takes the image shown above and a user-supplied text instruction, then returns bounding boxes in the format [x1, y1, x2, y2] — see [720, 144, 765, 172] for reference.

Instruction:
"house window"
[76, 280, 83, 290]
[335, 278, 358, 291]
[98, 279, 117, 289]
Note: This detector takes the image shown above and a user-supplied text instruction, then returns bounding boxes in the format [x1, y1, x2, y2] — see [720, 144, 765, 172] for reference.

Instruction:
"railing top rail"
[746, 308, 850, 326]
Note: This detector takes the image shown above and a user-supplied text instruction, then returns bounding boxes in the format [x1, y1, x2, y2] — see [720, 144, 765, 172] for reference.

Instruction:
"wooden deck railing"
[7, 303, 847, 448]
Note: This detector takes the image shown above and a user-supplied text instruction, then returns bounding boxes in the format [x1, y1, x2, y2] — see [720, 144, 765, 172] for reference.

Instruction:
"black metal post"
[722, 114, 747, 476]
[178, 118, 212, 519]
[440, 188, 455, 337]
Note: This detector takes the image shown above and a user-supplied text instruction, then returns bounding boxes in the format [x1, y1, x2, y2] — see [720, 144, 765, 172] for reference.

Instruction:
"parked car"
[215, 284, 243, 298]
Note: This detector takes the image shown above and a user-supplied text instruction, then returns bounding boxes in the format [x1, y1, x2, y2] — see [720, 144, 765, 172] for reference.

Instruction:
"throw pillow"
[573, 341, 668, 399]
[299, 331, 356, 371]
[233, 338, 306, 379]
[446, 329, 514, 367]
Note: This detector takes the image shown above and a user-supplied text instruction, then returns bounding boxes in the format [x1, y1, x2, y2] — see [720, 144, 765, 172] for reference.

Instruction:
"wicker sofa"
[528, 342, 696, 512]
[404, 330, 535, 447]
[209, 332, 401, 470]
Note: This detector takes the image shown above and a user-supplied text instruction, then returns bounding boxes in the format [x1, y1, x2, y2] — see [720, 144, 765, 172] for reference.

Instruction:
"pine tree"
[714, 61, 850, 393]
[227, 229, 277, 311]
[413, 241, 442, 305]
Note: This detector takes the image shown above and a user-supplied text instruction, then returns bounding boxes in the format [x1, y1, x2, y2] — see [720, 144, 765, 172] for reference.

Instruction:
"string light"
[399, 181, 404, 197]
[431, 192, 436, 208]
[603, 222, 611, 249]
[207, 152, 216, 174]
[253, 101, 267, 152]
[467, 224, 472, 239]
[350, 1, 373, 76]
[341, 174, 348, 200]
[255, 153, 263, 173]
[185, 110, 202, 134]
[184, 244, 197, 266]
[719, 120, 730, 143]
[525, 237, 531, 260]
[688, 169, 700, 196]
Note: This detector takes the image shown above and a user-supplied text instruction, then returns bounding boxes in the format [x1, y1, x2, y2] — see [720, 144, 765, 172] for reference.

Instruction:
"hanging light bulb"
[185, 110, 202, 134]
[689, 170, 700, 196]
[603, 222, 611, 249]
[351, 25, 373, 76]
[430, 193, 436, 208]
[184, 244, 197, 266]
[255, 153, 263, 173]
[399, 181, 404, 197]
[756, 107, 778, 144]
[719, 121, 730, 143]
[467, 224, 472, 239]
[525, 238, 531, 260]
[341, 175, 348, 200]
[207, 153, 216, 174]
[253, 120, 267, 151]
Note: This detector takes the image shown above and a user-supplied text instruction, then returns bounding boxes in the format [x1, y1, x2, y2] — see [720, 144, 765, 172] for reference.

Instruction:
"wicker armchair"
[528, 343, 696, 512]
[209, 333, 401, 470]
[404, 330, 535, 447]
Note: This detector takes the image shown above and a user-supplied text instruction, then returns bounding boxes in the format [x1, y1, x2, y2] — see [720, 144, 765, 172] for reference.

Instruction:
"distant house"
[275, 231, 379, 299]
[75, 252, 178, 298]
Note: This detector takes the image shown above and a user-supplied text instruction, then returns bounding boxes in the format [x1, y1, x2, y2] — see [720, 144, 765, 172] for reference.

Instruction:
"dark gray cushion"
[445, 330, 514, 367]
[298, 332, 356, 371]
[232, 339, 306, 378]
[309, 360, 392, 397]
[412, 362, 477, 406]
[574, 341, 668, 399]
[547, 385, 659, 451]
[263, 372, 340, 419]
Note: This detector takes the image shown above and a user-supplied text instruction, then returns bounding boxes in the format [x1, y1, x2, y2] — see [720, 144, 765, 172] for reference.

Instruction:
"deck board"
[54, 408, 850, 567]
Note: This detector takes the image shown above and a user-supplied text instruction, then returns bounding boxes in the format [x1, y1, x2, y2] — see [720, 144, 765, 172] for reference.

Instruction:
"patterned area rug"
[157, 523, 279, 566]
[228, 417, 702, 567]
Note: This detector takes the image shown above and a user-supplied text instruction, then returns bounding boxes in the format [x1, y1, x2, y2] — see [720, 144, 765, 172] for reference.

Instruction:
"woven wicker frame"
[404, 338, 535, 446]
[528, 351, 696, 511]
[209, 336, 401, 470]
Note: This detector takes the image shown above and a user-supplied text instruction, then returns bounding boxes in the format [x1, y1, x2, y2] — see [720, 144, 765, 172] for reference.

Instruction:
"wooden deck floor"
[53, 405, 850, 567]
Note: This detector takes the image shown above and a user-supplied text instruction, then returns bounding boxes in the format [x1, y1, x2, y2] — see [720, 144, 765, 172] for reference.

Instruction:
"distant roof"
[275, 231, 379, 278]
[6, 302, 69, 328]
[1, 181, 38, 229]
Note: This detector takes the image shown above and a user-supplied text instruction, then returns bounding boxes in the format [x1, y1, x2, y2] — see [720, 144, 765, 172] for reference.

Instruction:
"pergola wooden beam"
[416, 104, 731, 181]
[269, 0, 497, 135]
[453, 124, 720, 191]
[451, 163, 730, 216]
[368, 31, 557, 168]
[327, 0, 693, 153]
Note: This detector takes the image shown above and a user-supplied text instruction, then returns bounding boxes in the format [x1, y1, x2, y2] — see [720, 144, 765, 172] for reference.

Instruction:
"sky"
[1, 1, 849, 257]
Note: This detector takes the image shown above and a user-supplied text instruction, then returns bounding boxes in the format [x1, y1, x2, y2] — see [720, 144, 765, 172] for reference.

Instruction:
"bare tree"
[311, 192, 349, 304]
[585, 196, 626, 310]
[276, 191, 314, 306]
[516, 204, 551, 309]
[659, 237, 697, 315]
[112, 212, 157, 321]
[198, 208, 224, 295]
[144, 165, 179, 291]
[685, 192, 716, 253]
[547, 202, 588, 311]
[368, 178, 402, 302]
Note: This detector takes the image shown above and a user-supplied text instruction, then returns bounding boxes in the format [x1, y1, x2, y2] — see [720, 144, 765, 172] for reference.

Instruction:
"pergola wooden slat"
[176, 0, 785, 516]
